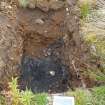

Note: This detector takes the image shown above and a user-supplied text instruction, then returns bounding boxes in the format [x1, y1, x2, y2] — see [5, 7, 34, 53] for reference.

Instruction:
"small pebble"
[49, 71, 55, 76]
[66, 8, 69, 11]
[7, 5, 12, 9]
[7, 24, 11, 28]
[35, 19, 44, 25]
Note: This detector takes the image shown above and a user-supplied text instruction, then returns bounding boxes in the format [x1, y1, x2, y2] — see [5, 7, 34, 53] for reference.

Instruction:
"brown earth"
[17, 7, 66, 58]
[0, 0, 98, 91]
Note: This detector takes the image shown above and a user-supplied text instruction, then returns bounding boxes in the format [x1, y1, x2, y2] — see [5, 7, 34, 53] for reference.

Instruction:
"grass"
[21, 89, 35, 105]
[33, 93, 48, 105]
[66, 89, 92, 105]
[9, 78, 21, 105]
[1, 78, 105, 105]
[7, 78, 48, 105]
[84, 33, 105, 59]
[0, 95, 6, 105]
[83, 33, 105, 81]
[91, 86, 105, 105]
[79, 0, 90, 19]
[66, 86, 105, 105]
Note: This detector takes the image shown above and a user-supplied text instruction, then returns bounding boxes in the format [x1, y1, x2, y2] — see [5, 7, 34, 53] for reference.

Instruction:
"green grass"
[1, 78, 105, 105]
[84, 32, 105, 60]
[8, 78, 48, 105]
[9, 77, 21, 105]
[91, 86, 105, 105]
[83, 68, 105, 82]
[66, 89, 92, 105]
[21, 89, 35, 105]
[0, 95, 6, 105]
[80, 1, 90, 19]
[66, 86, 105, 105]
[83, 33, 105, 81]
[33, 93, 48, 105]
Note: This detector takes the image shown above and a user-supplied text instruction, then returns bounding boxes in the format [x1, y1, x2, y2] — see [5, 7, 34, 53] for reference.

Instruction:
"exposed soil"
[16, 7, 66, 58]
[0, 0, 99, 93]
[16, 7, 71, 92]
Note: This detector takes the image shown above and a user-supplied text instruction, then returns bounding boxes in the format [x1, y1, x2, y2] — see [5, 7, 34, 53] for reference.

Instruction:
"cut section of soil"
[0, 0, 98, 93]
[16, 8, 66, 58]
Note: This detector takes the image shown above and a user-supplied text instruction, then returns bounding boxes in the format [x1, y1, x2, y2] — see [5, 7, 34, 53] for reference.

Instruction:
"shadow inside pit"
[19, 55, 71, 93]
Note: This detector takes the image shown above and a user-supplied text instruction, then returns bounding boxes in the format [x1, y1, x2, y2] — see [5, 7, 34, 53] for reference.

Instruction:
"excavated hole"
[17, 8, 72, 93]
[19, 32, 71, 93]
[16, 8, 98, 93]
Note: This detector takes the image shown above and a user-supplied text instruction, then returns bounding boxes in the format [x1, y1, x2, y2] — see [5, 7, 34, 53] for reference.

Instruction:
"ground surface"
[0, 0, 102, 93]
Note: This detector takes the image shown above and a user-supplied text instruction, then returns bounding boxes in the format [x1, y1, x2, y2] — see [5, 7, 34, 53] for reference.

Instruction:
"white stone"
[35, 19, 44, 25]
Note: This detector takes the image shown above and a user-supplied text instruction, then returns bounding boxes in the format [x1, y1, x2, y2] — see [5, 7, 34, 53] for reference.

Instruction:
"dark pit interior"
[20, 54, 70, 93]
[20, 38, 71, 93]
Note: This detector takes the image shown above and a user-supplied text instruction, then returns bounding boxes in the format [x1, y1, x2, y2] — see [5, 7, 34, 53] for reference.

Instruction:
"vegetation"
[92, 86, 105, 105]
[18, 0, 29, 7]
[83, 33, 105, 81]
[84, 34, 105, 59]
[66, 86, 105, 105]
[21, 89, 35, 105]
[0, 95, 6, 105]
[66, 89, 92, 105]
[1, 82, 105, 105]
[33, 93, 48, 105]
[1, 78, 48, 105]
[79, 0, 90, 18]
[9, 78, 21, 105]
[79, 0, 105, 83]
